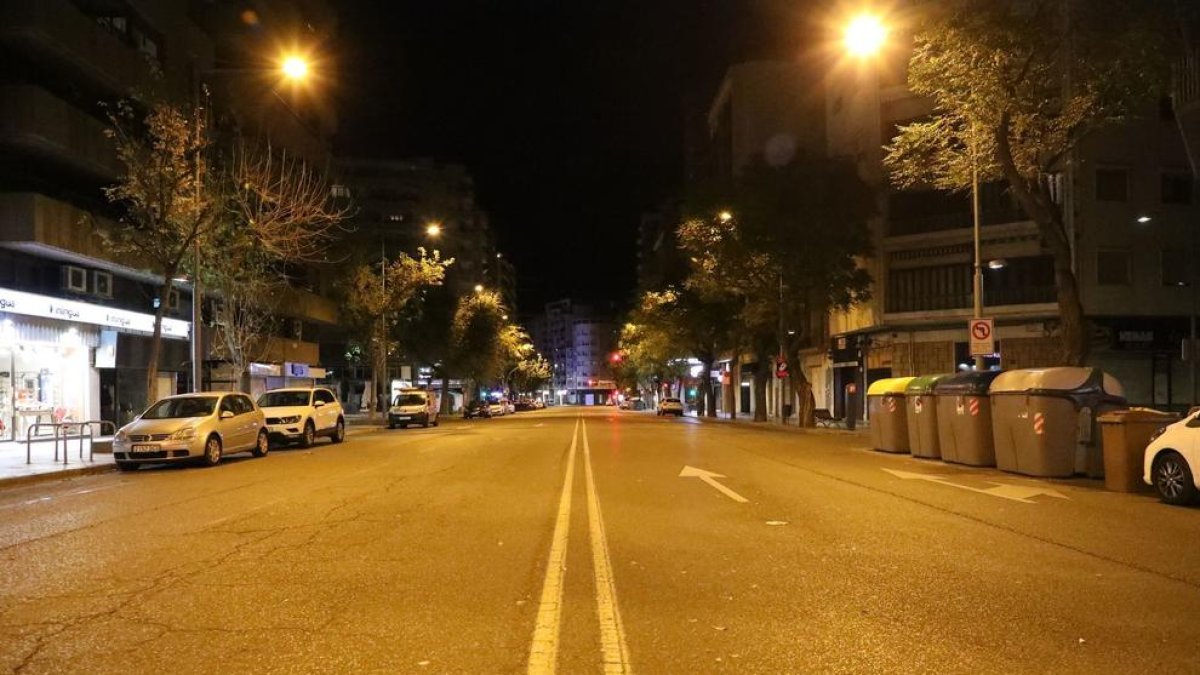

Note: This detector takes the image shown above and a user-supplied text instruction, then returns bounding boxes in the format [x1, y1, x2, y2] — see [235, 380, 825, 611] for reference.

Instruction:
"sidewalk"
[0, 437, 116, 488]
[685, 411, 870, 439]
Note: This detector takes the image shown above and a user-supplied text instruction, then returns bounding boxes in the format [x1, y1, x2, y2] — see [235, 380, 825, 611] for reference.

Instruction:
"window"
[330, 184, 351, 199]
[64, 266, 88, 292]
[1096, 250, 1131, 286]
[220, 396, 239, 416]
[315, 390, 336, 404]
[93, 271, 113, 298]
[1163, 249, 1191, 286]
[1162, 172, 1193, 205]
[1095, 168, 1129, 202]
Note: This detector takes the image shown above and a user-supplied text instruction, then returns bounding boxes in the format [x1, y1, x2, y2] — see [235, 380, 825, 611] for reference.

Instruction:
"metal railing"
[24, 420, 116, 465]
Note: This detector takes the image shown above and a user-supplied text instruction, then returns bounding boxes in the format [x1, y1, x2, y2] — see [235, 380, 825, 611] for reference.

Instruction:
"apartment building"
[528, 299, 616, 405]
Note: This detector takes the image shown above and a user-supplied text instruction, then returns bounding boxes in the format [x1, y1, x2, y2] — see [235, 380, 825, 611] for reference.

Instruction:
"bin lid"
[989, 367, 1124, 398]
[1097, 407, 1179, 423]
[931, 370, 1005, 396]
[867, 376, 915, 396]
[905, 374, 953, 395]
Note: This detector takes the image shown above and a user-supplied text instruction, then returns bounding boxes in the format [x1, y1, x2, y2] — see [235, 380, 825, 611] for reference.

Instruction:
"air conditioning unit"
[92, 271, 113, 298]
[63, 266, 88, 293]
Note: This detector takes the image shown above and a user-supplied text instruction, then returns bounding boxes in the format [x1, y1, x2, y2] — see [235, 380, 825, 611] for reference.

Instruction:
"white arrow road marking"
[581, 420, 632, 674]
[528, 418, 580, 675]
[882, 468, 1069, 503]
[679, 465, 749, 503]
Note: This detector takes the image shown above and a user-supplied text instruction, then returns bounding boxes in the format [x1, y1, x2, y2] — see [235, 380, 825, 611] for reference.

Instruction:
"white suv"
[257, 387, 346, 448]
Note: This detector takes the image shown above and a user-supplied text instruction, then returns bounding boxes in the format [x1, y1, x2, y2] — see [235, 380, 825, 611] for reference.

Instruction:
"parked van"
[388, 389, 440, 429]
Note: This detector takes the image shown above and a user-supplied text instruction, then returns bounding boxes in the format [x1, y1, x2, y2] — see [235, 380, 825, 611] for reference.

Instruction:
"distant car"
[657, 398, 685, 417]
[533, 399, 546, 409]
[515, 399, 535, 412]
[388, 389, 439, 429]
[487, 399, 507, 416]
[257, 387, 345, 447]
[464, 400, 492, 419]
[1144, 412, 1200, 505]
[113, 393, 268, 470]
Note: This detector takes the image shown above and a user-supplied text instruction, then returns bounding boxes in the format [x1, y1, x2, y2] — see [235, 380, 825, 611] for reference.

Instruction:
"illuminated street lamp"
[474, 284, 485, 293]
[425, 222, 443, 237]
[844, 14, 887, 57]
[281, 55, 310, 81]
[718, 210, 734, 223]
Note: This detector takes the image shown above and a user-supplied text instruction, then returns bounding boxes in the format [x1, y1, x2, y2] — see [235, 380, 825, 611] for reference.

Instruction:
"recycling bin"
[989, 368, 1127, 478]
[905, 374, 951, 459]
[1097, 408, 1179, 492]
[867, 377, 915, 453]
[932, 370, 1005, 466]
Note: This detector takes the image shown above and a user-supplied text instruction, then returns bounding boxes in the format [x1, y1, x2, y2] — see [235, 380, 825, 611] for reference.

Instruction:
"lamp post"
[189, 54, 311, 393]
[971, 129, 986, 371]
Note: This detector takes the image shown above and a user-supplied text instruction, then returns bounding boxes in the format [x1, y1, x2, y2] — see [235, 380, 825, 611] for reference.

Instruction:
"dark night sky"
[334, 1, 821, 312]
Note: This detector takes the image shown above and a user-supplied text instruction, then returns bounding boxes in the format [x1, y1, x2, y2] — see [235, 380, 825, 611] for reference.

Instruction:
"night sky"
[335, 1, 822, 312]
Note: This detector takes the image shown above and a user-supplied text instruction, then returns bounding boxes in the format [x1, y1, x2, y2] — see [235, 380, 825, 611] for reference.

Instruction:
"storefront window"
[5, 339, 92, 440]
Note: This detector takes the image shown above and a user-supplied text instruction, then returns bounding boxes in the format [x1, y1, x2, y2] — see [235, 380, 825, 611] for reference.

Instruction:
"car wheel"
[116, 461, 138, 472]
[300, 421, 316, 448]
[203, 435, 223, 467]
[332, 418, 346, 443]
[432, 417, 439, 427]
[252, 430, 269, 457]
[1153, 451, 1198, 506]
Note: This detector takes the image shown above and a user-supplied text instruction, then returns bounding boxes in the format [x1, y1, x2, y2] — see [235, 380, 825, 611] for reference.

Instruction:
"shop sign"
[249, 362, 282, 377]
[309, 367, 327, 379]
[0, 286, 190, 339]
[284, 362, 311, 378]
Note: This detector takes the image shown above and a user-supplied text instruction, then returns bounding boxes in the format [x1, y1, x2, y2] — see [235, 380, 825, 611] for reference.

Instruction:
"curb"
[0, 462, 117, 490]
[688, 414, 869, 437]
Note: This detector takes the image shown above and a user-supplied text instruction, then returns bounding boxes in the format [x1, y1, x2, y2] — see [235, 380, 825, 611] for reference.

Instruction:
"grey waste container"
[932, 370, 1005, 466]
[867, 377, 915, 453]
[905, 374, 952, 459]
[989, 368, 1127, 478]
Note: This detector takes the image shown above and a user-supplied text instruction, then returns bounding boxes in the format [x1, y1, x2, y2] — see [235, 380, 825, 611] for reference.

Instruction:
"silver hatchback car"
[112, 393, 268, 471]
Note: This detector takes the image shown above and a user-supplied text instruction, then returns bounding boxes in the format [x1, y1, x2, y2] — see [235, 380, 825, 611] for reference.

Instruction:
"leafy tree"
[343, 249, 451, 419]
[680, 154, 873, 424]
[616, 305, 689, 405]
[103, 99, 218, 406]
[450, 290, 512, 402]
[396, 284, 458, 413]
[884, 0, 1174, 364]
[640, 288, 736, 417]
[510, 353, 552, 396]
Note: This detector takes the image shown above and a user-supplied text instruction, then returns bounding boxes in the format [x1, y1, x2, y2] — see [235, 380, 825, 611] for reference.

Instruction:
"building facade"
[528, 299, 616, 405]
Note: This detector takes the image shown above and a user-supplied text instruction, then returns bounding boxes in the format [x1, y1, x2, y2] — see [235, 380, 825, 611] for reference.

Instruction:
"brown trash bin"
[867, 377, 915, 453]
[1097, 408, 1180, 492]
[905, 375, 951, 459]
[990, 368, 1127, 478]
[932, 371, 1005, 466]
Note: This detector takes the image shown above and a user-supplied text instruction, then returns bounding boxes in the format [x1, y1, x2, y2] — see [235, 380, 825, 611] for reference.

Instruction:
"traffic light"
[609, 352, 623, 363]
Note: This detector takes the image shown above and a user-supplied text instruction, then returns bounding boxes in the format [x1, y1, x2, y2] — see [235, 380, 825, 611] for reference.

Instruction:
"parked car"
[515, 399, 536, 412]
[464, 400, 492, 419]
[257, 387, 345, 447]
[388, 389, 440, 429]
[657, 398, 685, 417]
[112, 393, 268, 470]
[533, 399, 546, 409]
[1144, 412, 1200, 505]
[487, 398, 507, 416]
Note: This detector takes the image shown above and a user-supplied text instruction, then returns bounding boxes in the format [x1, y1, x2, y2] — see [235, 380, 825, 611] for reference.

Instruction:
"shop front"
[0, 286, 190, 439]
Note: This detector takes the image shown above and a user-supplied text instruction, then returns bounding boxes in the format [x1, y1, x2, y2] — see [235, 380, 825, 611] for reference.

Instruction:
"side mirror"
[313, 400, 325, 408]
[220, 410, 234, 420]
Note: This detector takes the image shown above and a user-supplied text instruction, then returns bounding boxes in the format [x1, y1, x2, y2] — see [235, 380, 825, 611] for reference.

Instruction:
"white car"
[1144, 411, 1199, 505]
[257, 387, 346, 448]
[657, 398, 685, 417]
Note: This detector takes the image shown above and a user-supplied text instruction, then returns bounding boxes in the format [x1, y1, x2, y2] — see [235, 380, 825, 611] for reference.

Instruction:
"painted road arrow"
[679, 466, 749, 503]
[883, 469, 1068, 504]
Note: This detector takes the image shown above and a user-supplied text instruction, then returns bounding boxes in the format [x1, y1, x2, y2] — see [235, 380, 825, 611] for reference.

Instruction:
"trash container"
[867, 377, 915, 453]
[932, 370, 1005, 466]
[905, 374, 952, 459]
[1097, 408, 1180, 493]
[989, 367, 1127, 478]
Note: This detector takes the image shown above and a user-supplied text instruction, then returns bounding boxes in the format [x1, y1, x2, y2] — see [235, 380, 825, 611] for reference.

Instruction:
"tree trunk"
[143, 280, 175, 408]
[370, 317, 386, 422]
[786, 347, 817, 427]
[700, 357, 717, 417]
[440, 373, 453, 415]
[752, 352, 769, 422]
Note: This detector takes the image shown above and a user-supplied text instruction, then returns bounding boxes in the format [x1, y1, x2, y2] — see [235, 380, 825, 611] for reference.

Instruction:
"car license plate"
[396, 416, 410, 421]
[131, 444, 159, 453]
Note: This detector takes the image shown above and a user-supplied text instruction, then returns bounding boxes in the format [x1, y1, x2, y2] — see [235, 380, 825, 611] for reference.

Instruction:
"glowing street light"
[281, 55, 310, 81]
[718, 210, 734, 223]
[844, 14, 887, 57]
[425, 222, 443, 237]
[474, 284, 485, 293]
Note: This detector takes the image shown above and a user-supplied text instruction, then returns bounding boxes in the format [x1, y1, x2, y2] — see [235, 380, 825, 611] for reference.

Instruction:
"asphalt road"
[1, 407, 1198, 674]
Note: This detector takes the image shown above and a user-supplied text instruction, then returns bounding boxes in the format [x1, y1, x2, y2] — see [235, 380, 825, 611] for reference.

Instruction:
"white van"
[388, 389, 440, 429]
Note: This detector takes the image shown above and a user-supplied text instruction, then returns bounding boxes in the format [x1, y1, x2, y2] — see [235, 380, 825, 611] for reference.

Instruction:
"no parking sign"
[969, 318, 994, 356]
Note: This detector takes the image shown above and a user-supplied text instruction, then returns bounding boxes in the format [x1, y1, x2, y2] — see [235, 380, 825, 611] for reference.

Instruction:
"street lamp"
[718, 210, 734, 223]
[474, 284, 485, 293]
[844, 14, 887, 57]
[425, 222, 443, 238]
[281, 55, 309, 81]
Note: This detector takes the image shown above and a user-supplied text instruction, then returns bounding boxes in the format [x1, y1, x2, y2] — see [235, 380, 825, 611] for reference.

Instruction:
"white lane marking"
[527, 418, 580, 675]
[882, 469, 1069, 503]
[581, 420, 632, 674]
[678, 465, 749, 503]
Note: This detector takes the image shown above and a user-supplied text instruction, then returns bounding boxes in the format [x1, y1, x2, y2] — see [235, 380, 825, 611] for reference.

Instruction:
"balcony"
[0, 192, 123, 266]
[277, 286, 339, 326]
[0, 85, 119, 181]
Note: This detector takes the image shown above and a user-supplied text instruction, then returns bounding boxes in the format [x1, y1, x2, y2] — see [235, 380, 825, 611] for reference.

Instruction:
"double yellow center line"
[527, 418, 631, 675]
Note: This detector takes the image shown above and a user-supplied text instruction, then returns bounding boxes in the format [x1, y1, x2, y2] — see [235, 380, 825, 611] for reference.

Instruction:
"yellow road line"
[527, 418, 579, 675]
[581, 419, 632, 674]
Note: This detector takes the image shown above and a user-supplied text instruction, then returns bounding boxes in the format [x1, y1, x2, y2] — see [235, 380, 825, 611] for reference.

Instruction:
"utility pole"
[971, 128, 986, 372]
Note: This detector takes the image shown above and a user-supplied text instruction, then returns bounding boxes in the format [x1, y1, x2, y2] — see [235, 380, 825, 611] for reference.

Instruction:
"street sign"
[775, 359, 788, 379]
[969, 318, 995, 356]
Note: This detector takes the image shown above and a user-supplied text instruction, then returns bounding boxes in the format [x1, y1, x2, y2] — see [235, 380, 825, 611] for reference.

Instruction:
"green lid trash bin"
[932, 371, 1005, 466]
[989, 368, 1126, 478]
[867, 377, 915, 453]
[905, 375, 952, 459]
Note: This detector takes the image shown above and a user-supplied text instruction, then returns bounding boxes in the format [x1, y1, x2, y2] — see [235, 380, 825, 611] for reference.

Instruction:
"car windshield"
[142, 397, 216, 419]
[393, 394, 426, 406]
[258, 391, 311, 408]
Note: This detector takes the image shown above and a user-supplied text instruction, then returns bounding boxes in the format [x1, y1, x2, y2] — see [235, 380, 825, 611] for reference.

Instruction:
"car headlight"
[115, 429, 128, 442]
[169, 427, 196, 441]
[1148, 425, 1170, 444]
[279, 415, 302, 424]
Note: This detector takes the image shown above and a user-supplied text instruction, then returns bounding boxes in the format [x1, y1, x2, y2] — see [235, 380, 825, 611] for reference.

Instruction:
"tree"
[884, 0, 1174, 365]
[449, 290, 512, 401]
[616, 306, 688, 405]
[396, 284, 458, 414]
[510, 353, 552, 396]
[343, 249, 451, 420]
[103, 99, 218, 406]
[680, 154, 873, 424]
